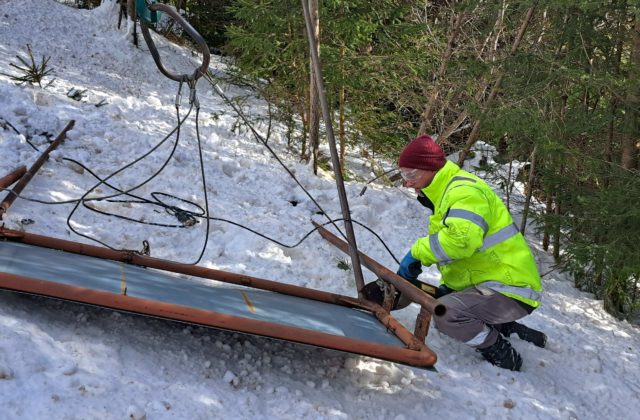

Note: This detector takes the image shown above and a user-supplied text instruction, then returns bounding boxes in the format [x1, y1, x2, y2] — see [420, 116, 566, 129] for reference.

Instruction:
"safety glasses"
[399, 168, 422, 181]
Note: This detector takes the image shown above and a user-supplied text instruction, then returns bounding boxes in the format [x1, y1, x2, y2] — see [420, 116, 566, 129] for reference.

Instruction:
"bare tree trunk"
[520, 145, 537, 235]
[477, 1, 507, 62]
[418, 11, 464, 136]
[288, 111, 297, 152]
[622, 8, 640, 170]
[338, 44, 346, 171]
[300, 103, 309, 160]
[606, 6, 624, 174]
[437, 81, 494, 143]
[339, 83, 346, 170]
[438, 3, 507, 144]
[542, 193, 552, 251]
[553, 199, 561, 261]
[506, 159, 513, 211]
[125, 0, 139, 46]
[551, 165, 563, 261]
[438, 109, 469, 144]
[308, 0, 321, 175]
[606, 99, 616, 168]
[127, 0, 135, 20]
[632, 275, 639, 312]
[456, 6, 537, 166]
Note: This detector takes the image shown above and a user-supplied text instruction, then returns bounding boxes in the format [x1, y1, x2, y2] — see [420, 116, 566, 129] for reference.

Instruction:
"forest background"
[69, 0, 639, 320]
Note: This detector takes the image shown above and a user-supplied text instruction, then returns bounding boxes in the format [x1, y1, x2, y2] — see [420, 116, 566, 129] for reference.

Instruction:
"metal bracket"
[136, 0, 158, 24]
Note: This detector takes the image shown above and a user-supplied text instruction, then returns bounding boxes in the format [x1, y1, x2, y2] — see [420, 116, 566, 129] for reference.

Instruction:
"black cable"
[1, 117, 42, 152]
[1, 118, 21, 135]
[69, 84, 211, 265]
[191, 85, 210, 264]
[3, 80, 402, 265]
[66, 89, 193, 252]
[204, 72, 351, 244]
[2, 82, 210, 264]
[2, 183, 400, 264]
[2, 162, 401, 264]
[194, 216, 400, 264]
[202, 76, 402, 263]
[359, 167, 399, 196]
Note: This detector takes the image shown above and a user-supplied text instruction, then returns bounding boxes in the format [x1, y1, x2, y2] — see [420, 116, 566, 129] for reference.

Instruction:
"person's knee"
[434, 293, 488, 342]
[435, 293, 466, 323]
[433, 298, 464, 334]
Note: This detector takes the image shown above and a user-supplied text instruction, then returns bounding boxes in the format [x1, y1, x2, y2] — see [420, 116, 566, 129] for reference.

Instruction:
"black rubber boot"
[477, 334, 523, 371]
[494, 321, 547, 348]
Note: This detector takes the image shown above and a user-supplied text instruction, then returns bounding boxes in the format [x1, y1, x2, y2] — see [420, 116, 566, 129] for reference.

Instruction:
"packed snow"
[0, 1, 638, 419]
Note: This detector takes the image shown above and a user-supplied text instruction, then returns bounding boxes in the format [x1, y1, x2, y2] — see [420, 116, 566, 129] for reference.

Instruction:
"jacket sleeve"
[411, 185, 490, 266]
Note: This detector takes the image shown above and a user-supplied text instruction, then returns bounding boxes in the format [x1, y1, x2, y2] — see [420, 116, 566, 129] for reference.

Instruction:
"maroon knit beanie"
[398, 135, 446, 171]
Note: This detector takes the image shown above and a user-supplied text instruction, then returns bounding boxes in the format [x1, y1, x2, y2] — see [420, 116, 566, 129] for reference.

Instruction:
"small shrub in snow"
[67, 88, 87, 101]
[0, 44, 54, 88]
[336, 259, 351, 271]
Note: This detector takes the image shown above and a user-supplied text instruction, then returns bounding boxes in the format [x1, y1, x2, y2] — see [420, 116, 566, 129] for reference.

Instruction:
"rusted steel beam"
[414, 306, 432, 343]
[382, 283, 397, 313]
[0, 120, 75, 219]
[0, 271, 437, 367]
[0, 166, 26, 189]
[369, 303, 429, 353]
[313, 221, 446, 317]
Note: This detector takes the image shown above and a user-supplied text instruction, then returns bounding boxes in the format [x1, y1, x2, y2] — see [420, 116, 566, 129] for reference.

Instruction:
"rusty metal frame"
[0, 227, 438, 367]
[0, 166, 26, 189]
[0, 120, 75, 219]
[313, 222, 444, 314]
[312, 222, 444, 340]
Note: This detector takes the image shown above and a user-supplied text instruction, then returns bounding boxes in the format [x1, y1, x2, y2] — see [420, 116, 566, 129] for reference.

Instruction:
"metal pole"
[0, 120, 75, 219]
[0, 166, 26, 189]
[300, 0, 365, 295]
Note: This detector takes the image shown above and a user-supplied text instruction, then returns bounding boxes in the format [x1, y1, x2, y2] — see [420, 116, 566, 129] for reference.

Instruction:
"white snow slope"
[0, 1, 638, 419]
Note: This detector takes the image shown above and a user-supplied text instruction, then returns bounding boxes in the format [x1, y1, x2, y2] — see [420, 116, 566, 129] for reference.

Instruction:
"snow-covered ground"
[0, 1, 638, 419]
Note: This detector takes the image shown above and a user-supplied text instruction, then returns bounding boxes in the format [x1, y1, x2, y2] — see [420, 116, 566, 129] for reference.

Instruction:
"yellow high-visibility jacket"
[411, 161, 542, 307]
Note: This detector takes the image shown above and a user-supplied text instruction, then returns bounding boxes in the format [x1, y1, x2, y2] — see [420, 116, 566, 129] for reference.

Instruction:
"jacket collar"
[420, 160, 460, 206]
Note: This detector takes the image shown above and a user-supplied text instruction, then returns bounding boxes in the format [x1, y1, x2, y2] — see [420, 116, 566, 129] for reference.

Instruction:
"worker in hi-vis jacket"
[396, 135, 546, 371]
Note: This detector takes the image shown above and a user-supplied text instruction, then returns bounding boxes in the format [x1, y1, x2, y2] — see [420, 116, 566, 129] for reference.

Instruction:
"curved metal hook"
[139, 3, 210, 82]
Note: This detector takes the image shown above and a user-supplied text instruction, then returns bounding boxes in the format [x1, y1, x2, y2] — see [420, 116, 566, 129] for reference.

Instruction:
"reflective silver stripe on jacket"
[435, 176, 517, 265]
[430, 232, 452, 264]
[437, 222, 519, 266]
[481, 281, 542, 302]
[446, 208, 489, 233]
[478, 223, 519, 251]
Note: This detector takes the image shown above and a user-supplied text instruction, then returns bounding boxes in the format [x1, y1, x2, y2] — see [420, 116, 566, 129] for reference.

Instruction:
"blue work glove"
[397, 251, 422, 282]
[435, 284, 454, 298]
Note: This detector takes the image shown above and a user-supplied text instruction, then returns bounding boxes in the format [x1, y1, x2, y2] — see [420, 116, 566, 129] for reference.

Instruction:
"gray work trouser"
[434, 286, 531, 349]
